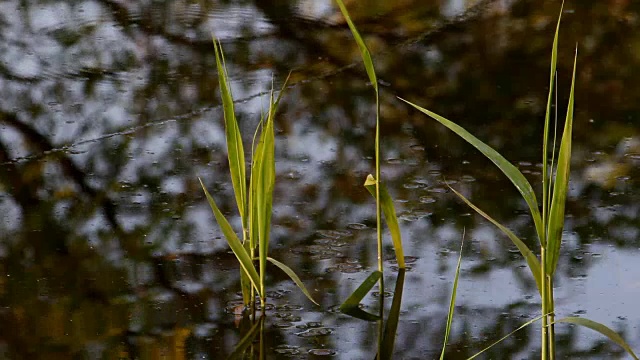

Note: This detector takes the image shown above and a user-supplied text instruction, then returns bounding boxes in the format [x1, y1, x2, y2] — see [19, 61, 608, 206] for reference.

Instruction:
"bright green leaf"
[199, 178, 260, 296]
[365, 174, 405, 269]
[546, 48, 577, 276]
[449, 186, 542, 296]
[554, 317, 639, 360]
[398, 97, 544, 245]
[542, 1, 563, 245]
[213, 37, 247, 226]
[267, 257, 318, 306]
[334, 0, 377, 94]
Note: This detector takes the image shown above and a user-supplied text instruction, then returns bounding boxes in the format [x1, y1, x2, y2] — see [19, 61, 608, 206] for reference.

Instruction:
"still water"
[1, 0, 639, 358]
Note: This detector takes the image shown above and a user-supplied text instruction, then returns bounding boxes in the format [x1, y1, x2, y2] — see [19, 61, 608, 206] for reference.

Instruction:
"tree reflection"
[0, 0, 639, 358]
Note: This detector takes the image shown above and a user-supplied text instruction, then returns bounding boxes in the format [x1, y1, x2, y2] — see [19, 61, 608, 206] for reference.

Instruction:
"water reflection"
[1, 0, 639, 358]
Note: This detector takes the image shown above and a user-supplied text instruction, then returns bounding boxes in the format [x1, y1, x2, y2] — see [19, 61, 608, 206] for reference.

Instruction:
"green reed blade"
[240, 239, 252, 305]
[335, 0, 384, 277]
[379, 269, 405, 360]
[248, 114, 264, 253]
[334, 0, 377, 93]
[440, 234, 465, 360]
[545, 48, 577, 276]
[255, 90, 276, 299]
[399, 97, 544, 244]
[542, 1, 564, 246]
[467, 314, 545, 360]
[339, 270, 383, 321]
[364, 175, 405, 269]
[213, 37, 247, 226]
[199, 178, 260, 294]
[227, 316, 263, 360]
[553, 317, 639, 360]
[448, 186, 542, 295]
[266, 257, 318, 306]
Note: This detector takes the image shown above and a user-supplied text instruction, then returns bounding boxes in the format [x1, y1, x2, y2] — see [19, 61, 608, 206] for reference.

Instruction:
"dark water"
[1, 0, 639, 358]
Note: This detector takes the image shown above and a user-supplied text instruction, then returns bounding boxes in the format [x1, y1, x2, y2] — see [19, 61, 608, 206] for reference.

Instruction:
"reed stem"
[541, 246, 548, 360]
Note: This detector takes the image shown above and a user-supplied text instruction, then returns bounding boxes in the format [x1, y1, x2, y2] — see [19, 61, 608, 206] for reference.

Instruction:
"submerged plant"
[200, 38, 317, 311]
[401, 3, 638, 360]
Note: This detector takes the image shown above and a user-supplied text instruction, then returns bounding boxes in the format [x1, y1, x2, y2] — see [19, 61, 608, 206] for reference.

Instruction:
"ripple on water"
[316, 229, 353, 239]
[274, 345, 301, 356]
[309, 348, 337, 356]
[295, 327, 334, 337]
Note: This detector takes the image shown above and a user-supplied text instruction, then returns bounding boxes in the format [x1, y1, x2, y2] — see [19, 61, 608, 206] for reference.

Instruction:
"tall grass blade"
[213, 38, 247, 225]
[364, 175, 405, 269]
[448, 186, 542, 295]
[253, 88, 277, 300]
[249, 117, 264, 253]
[227, 316, 263, 360]
[379, 269, 406, 360]
[199, 178, 260, 293]
[545, 49, 577, 276]
[467, 314, 545, 360]
[334, 0, 377, 93]
[339, 270, 383, 321]
[553, 317, 639, 360]
[542, 1, 564, 245]
[440, 233, 465, 360]
[266, 257, 318, 305]
[398, 97, 544, 244]
[334, 0, 384, 279]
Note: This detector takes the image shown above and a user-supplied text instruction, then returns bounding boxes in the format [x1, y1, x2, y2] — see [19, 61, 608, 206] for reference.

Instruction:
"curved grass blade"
[334, 0, 377, 93]
[546, 48, 577, 276]
[379, 269, 406, 360]
[440, 233, 465, 360]
[448, 186, 542, 295]
[399, 97, 544, 244]
[339, 270, 383, 322]
[467, 314, 545, 360]
[267, 257, 318, 306]
[213, 37, 247, 225]
[553, 317, 639, 360]
[199, 178, 260, 294]
[365, 175, 405, 269]
[227, 316, 263, 360]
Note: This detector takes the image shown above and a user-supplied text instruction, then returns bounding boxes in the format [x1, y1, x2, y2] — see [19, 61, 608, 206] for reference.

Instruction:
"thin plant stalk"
[401, 2, 638, 358]
[541, 247, 548, 359]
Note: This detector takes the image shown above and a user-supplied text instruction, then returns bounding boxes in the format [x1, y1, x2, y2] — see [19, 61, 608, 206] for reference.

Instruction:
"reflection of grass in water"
[402, 2, 638, 359]
[199, 38, 317, 312]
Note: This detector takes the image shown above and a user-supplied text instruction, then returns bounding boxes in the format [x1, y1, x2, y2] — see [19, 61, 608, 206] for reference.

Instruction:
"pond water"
[1, 0, 640, 359]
